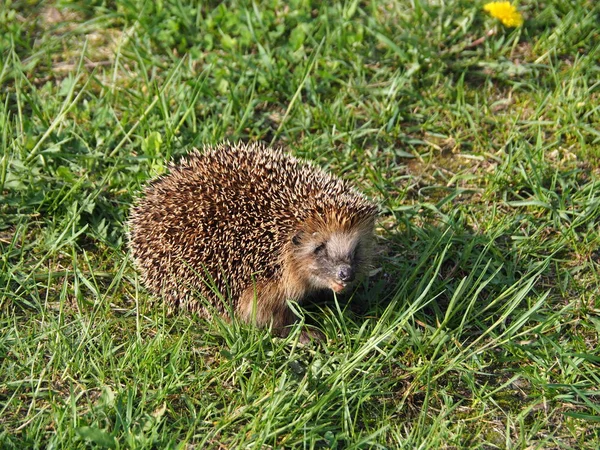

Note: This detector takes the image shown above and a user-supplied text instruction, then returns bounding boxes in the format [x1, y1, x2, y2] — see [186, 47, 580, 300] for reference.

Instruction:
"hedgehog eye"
[314, 243, 326, 255]
[352, 242, 361, 259]
[292, 233, 302, 246]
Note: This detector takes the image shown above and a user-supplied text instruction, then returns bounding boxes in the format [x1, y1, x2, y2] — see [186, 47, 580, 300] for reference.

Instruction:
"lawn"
[1, 0, 599, 448]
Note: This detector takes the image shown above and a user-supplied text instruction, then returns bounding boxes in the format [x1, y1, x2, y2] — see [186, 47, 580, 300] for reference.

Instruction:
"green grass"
[1, 0, 600, 448]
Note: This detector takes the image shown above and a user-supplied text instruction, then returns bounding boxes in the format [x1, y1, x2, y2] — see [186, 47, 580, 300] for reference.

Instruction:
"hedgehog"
[128, 142, 378, 340]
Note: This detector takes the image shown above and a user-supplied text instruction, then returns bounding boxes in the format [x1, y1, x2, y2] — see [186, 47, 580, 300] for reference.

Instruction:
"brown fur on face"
[129, 142, 378, 339]
[284, 213, 376, 295]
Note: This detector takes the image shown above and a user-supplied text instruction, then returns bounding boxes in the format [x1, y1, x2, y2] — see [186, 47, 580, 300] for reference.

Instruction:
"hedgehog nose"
[338, 265, 355, 283]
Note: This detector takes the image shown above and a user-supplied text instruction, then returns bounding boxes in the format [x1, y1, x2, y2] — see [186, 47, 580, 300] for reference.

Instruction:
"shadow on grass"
[312, 213, 552, 339]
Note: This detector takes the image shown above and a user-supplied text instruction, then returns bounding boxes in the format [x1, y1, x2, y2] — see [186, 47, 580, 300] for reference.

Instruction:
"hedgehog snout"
[337, 265, 355, 283]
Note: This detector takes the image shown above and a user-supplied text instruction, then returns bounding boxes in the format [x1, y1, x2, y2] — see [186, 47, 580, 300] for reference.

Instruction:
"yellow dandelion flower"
[483, 2, 524, 27]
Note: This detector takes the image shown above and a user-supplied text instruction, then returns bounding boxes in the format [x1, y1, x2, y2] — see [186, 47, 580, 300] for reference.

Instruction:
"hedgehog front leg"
[237, 283, 322, 342]
[237, 282, 297, 329]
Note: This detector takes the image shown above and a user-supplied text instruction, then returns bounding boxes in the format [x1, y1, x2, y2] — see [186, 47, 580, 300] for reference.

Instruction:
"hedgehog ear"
[291, 232, 303, 246]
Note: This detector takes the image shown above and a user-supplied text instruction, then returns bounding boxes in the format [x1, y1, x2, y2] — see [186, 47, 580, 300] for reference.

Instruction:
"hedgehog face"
[291, 228, 372, 294]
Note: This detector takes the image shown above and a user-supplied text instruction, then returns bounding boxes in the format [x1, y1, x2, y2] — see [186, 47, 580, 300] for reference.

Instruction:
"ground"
[1, 0, 599, 448]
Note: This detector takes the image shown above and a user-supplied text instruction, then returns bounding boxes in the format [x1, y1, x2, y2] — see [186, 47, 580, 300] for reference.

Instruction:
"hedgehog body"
[129, 142, 377, 337]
